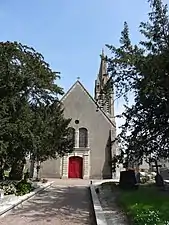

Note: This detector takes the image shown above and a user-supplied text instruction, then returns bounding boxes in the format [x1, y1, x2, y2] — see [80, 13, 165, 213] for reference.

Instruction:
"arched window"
[79, 128, 88, 147]
[68, 127, 75, 147]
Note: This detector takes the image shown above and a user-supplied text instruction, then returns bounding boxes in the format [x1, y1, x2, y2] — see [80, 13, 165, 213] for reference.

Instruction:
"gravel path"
[97, 185, 129, 225]
[0, 182, 96, 225]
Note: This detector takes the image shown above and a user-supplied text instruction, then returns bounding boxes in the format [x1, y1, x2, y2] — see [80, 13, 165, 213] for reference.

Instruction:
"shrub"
[0, 181, 17, 195]
[140, 175, 150, 184]
[16, 180, 34, 196]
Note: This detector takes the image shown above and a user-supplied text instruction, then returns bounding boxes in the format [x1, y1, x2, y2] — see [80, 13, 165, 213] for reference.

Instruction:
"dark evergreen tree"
[0, 41, 73, 180]
[106, 0, 169, 166]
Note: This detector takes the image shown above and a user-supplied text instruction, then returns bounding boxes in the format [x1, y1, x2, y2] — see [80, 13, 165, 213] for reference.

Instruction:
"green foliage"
[130, 204, 161, 225]
[0, 180, 34, 196]
[0, 41, 73, 178]
[140, 175, 150, 184]
[119, 186, 169, 225]
[106, 0, 169, 164]
[0, 181, 17, 195]
[16, 180, 33, 196]
[30, 101, 74, 163]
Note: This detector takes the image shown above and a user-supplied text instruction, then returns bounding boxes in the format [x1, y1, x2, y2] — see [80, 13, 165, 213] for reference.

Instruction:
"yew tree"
[0, 41, 73, 180]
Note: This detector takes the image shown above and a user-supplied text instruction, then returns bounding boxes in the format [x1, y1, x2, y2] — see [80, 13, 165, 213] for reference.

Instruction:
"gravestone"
[155, 173, 164, 187]
[152, 159, 164, 187]
[135, 171, 141, 183]
[119, 170, 137, 190]
[160, 168, 169, 181]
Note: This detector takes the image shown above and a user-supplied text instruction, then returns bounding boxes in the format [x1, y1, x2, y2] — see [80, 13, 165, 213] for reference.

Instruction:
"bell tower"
[94, 49, 114, 120]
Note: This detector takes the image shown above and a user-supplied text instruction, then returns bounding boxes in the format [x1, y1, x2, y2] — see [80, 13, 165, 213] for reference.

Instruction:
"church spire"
[94, 48, 114, 119]
[102, 48, 104, 57]
[98, 48, 108, 85]
[95, 48, 108, 99]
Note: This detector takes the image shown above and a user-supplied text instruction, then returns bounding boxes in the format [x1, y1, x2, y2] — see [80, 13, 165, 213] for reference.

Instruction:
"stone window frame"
[79, 127, 88, 148]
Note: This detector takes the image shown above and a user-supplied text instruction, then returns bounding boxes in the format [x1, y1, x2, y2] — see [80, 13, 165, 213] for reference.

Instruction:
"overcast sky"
[0, 0, 168, 133]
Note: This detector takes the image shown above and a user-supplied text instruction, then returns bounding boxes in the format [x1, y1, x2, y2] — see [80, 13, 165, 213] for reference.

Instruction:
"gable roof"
[61, 80, 116, 128]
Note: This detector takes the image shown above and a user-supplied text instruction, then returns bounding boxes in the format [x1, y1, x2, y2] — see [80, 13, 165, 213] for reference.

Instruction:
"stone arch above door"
[60, 150, 90, 179]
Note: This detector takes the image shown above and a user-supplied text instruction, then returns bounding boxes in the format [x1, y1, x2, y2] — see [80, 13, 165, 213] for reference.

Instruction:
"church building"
[41, 50, 117, 179]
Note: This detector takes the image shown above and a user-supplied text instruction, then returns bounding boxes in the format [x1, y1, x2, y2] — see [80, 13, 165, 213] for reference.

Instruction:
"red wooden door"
[68, 156, 83, 178]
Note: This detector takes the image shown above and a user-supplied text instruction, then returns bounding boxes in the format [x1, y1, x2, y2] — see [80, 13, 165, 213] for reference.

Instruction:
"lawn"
[118, 185, 169, 225]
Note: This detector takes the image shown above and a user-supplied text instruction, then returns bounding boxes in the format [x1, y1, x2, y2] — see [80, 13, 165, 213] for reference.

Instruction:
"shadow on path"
[0, 185, 96, 225]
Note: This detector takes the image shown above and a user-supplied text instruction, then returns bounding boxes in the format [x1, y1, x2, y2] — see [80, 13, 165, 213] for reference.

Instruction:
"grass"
[118, 185, 169, 225]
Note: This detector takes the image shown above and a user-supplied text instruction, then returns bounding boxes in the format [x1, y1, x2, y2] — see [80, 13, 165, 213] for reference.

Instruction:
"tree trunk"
[0, 159, 5, 180]
[9, 159, 25, 180]
[29, 157, 35, 178]
[0, 168, 4, 180]
[36, 161, 41, 181]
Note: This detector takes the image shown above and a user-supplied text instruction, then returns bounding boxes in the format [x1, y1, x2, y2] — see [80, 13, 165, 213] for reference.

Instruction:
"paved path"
[0, 180, 96, 225]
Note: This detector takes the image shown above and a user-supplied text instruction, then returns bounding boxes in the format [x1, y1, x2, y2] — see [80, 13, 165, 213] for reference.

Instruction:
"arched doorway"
[68, 156, 83, 178]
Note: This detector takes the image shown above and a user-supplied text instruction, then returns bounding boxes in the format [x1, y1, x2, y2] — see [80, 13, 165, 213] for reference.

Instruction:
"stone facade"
[61, 149, 90, 179]
[40, 51, 117, 179]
